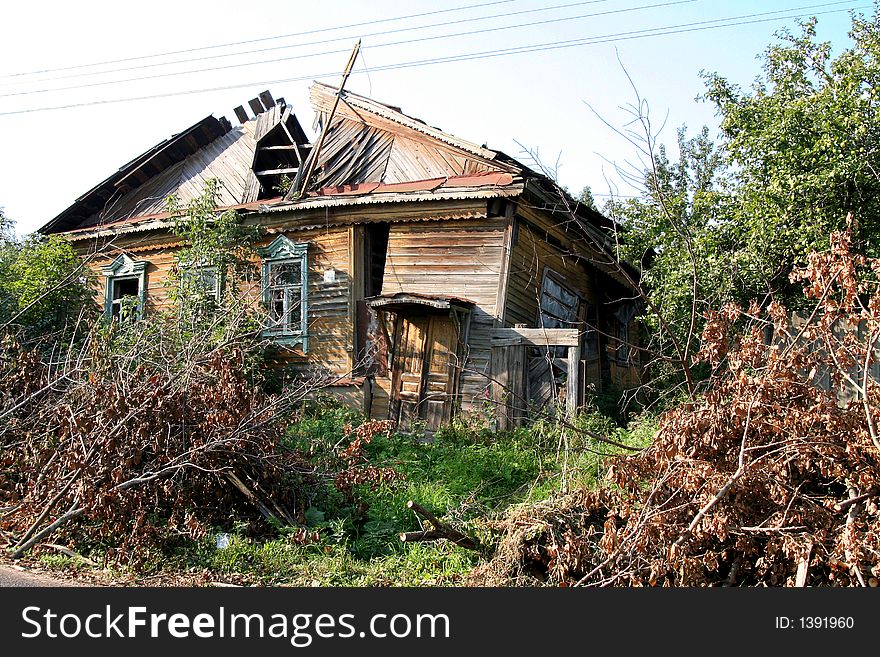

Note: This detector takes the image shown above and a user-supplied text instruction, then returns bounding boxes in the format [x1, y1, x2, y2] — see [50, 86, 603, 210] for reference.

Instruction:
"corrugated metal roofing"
[367, 292, 477, 311]
[311, 172, 515, 197]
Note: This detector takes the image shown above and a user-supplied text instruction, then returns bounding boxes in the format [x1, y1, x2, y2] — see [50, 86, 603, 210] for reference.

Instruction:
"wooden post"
[491, 345, 510, 431]
[566, 342, 581, 419]
[510, 343, 526, 424]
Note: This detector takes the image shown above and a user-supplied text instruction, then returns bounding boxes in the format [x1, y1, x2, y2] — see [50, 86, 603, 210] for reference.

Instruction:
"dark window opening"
[365, 222, 390, 297]
[538, 269, 580, 358]
[111, 277, 140, 322]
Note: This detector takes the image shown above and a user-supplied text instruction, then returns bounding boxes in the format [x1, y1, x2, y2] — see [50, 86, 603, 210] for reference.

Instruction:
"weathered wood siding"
[254, 225, 353, 377]
[504, 205, 596, 328]
[381, 218, 508, 411]
[81, 223, 355, 380]
[84, 240, 182, 316]
[503, 204, 641, 393]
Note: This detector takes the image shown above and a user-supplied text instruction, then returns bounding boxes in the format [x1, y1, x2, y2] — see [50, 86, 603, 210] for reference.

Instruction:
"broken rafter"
[294, 40, 361, 197]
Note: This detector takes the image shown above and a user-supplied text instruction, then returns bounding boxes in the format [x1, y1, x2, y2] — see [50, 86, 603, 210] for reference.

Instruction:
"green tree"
[604, 126, 732, 398]
[164, 178, 262, 327]
[703, 10, 880, 302]
[0, 208, 94, 343]
[577, 185, 598, 211]
[602, 6, 880, 399]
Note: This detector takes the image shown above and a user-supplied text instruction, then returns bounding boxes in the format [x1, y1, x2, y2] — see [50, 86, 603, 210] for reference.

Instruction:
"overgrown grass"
[33, 399, 655, 586]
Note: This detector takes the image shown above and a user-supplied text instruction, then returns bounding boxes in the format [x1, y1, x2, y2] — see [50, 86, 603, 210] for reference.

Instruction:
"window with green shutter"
[259, 235, 309, 351]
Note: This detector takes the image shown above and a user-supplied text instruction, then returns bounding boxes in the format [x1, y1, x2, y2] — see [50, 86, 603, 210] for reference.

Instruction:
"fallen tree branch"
[11, 504, 85, 559]
[402, 500, 479, 551]
[675, 397, 756, 548]
[13, 442, 97, 553]
[400, 530, 445, 543]
[834, 486, 880, 512]
[40, 542, 98, 566]
[225, 472, 295, 527]
[844, 487, 867, 587]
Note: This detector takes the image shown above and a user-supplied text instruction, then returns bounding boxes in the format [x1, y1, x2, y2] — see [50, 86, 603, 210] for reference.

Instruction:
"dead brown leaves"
[0, 337, 314, 565]
[473, 225, 880, 587]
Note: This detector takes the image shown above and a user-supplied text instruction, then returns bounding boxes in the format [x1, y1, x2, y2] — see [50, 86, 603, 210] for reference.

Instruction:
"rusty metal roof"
[366, 292, 477, 312]
[311, 172, 515, 198]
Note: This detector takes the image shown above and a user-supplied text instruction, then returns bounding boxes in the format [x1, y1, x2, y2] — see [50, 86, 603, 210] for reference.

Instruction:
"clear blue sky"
[0, 0, 867, 236]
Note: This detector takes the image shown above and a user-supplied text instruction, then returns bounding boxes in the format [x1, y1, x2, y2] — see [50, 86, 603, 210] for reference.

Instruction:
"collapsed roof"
[38, 83, 615, 261]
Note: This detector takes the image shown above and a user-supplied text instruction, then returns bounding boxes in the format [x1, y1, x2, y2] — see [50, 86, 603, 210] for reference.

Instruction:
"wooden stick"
[400, 530, 445, 543]
[11, 505, 84, 559]
[40, 543, 98, 566]
[844, 487, 868, 587]
[795, 543, 813, 587]
[406, 500, 442, 528]
[226, 472, 285, 526]
[834, 486, 880, 512]
[403, 500, 479, 550]
[295, 40, 360, 197]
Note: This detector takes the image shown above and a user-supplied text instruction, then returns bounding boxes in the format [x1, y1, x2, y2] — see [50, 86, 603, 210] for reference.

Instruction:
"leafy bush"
[0, 211, 94, 345]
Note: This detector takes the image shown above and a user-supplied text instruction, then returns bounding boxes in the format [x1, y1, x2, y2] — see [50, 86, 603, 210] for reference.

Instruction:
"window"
[539, 268, 580, 358]
[539, 269, 580, 329]
[615, 321, 630, 363]
[612, 301, 639, 365]
[259, 235, 309, 350]
[181, 265, 221, 302]
[101, 254, 147, 323]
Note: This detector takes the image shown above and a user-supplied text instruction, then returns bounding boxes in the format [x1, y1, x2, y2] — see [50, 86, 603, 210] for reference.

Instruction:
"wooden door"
[389, 314, 460, 432]
[422, 316, 458, 431]
[391, 315, 429, 431]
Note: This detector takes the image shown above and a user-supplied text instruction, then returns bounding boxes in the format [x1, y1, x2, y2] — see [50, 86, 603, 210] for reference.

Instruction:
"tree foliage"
[0, 207, 94, 344]
[161, 179, 264, 348]
[605, 7, 880, 391]
[703, 11, 880, 300]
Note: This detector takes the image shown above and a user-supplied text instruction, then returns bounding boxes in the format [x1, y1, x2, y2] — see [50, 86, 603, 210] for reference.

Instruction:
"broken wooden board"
[490, 327, 579, 347]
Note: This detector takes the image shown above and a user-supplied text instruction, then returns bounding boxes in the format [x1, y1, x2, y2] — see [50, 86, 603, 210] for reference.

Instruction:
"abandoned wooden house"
[39, 84, 644, 431]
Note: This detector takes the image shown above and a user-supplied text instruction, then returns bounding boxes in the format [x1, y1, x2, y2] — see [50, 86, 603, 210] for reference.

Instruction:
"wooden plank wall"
[82, 123, 257, 227]
[83, 223, 355, 380]
[380, 218, 508, 412]
[504, 204, 643, 394]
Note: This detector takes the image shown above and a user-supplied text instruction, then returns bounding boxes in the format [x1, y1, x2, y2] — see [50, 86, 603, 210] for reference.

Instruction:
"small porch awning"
[366, 292, 476, 313]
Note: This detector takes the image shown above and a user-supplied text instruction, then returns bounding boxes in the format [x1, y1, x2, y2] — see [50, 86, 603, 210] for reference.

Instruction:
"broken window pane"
[265, 257, 304, 335]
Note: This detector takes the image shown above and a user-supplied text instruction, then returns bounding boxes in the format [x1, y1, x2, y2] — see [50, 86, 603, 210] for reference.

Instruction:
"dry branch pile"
[0, 325, 316, 564]
[473, 226, 880, 587]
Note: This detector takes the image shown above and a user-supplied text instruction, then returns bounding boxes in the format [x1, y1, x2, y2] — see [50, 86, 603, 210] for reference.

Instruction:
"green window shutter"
[100, 254, 148, 323]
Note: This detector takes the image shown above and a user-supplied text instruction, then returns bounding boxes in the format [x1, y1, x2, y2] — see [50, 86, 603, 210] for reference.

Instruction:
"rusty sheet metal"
[440, 172, 514, 188]
[367, 291, 477, 311]
[265, 184, 523, 213]
[311, 173, 515, 198]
